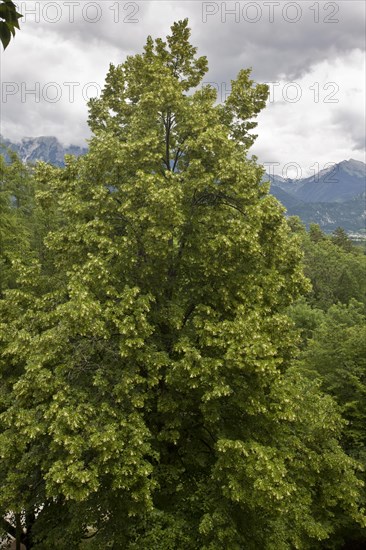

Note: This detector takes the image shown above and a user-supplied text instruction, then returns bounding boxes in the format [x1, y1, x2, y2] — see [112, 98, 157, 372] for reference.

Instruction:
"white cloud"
[0, 1, 365, 169]
[252, 49, 366, 176]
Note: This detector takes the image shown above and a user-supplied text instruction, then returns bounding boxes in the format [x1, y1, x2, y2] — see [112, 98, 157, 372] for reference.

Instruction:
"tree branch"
[0, 516, 17, 540]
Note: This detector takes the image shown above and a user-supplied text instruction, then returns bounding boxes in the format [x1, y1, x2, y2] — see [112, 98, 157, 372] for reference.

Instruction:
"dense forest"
[0, 20, 365, 550]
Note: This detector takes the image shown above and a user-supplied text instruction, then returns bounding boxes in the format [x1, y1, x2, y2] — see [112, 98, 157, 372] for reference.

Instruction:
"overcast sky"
[0, 0, 365, 176]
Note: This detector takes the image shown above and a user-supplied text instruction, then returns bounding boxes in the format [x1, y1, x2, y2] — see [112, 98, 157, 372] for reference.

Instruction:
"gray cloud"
[0, 0, 365, 168]
[11, 1, 366, 80]
[332, 108, 366, 152]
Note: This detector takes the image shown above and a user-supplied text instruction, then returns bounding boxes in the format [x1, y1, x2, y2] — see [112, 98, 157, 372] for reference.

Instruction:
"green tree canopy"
[299, 300, 366, 547]
[301, 233, 366, 310]
[1, 20, 365, 549]
[331, 226, 354, 253]
[0, 150, 35, 294]
[301, 300, 366, 462]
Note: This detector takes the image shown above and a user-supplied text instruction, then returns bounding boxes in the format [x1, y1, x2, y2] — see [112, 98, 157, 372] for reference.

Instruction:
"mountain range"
[0, 135, 87, 166]
[265, 160, 365, 234]
[1, 135, 365, 234]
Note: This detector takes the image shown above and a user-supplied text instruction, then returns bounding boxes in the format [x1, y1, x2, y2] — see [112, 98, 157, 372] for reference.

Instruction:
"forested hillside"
[0, 20, 365, 550]
[266, 160, 366, 234]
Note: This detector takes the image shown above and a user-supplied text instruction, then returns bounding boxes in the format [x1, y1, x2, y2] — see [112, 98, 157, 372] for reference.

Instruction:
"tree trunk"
[23, 511, 35, 550]
[15, 513, 21, 550]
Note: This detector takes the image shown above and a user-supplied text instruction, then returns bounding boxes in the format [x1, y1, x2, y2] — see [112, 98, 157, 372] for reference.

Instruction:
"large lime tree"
[0, 20, 364, 549]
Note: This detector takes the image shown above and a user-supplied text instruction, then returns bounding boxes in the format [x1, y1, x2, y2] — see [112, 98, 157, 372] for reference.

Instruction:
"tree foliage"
[0, 151, 34, 294]
[301, 301, 366, 460]
[0, 21, 365, 549]
[331, 226, 354, 253]
[288, 218, 366, 547]
[0, 0, 22, 49]
[297, 224, 366, 310]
